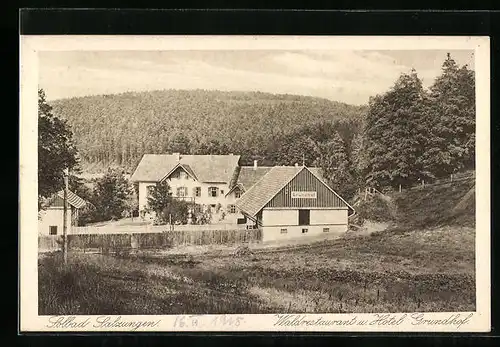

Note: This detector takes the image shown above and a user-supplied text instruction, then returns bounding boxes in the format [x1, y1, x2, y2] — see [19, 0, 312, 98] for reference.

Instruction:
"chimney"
[253, 160, 258, 171]
[295, 163, 299, 168]
[173, 152, 180, 162]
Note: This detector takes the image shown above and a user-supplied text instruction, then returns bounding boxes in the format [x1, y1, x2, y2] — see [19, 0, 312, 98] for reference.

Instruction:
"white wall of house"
[138, 181, 159, 211]
[261, 224, 348, 242]
[138, 178, 231, 213]
[260, 207, 348, 242]
[262, 209, 299, 226]
[310, 208, 348, 225]
[224, 189, 246, 220]
[38, 207, 73, 236]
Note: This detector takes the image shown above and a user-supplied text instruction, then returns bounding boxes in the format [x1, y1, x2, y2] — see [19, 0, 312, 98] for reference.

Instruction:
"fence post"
[399, 184, 402, 193]
[450, 174, 453, 182]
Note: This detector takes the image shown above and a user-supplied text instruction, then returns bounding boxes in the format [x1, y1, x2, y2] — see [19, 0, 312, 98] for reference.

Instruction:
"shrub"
[356, 195, 393, 223]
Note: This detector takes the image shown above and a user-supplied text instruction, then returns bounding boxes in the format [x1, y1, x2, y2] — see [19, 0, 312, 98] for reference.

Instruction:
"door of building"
[298, 209, 310, 226]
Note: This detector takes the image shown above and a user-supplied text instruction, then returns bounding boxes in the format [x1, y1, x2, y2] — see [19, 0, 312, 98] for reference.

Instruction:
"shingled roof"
[237, 166, 273, 190]
[235, 166, 353, 218]
[235, 166, 303, 217]
[49, 190, 87, 209]
[130, 154, 241, 183]
[226, 166, 325, 197]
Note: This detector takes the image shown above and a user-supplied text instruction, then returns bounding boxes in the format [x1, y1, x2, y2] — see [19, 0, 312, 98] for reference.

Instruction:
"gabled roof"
[235, 166, 354, 218]
[160, 163, 198, 182]
[235, 166, 304, 217]
[49, 190, 87, 209]
[130, 154, 241, 183]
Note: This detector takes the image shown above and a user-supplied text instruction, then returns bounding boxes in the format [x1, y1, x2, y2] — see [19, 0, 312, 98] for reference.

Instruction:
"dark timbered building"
[236, 166, 355, 242]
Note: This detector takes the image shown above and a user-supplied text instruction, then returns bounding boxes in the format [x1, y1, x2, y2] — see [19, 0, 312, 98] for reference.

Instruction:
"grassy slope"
[356, 177, 475, 231]
[39, 224, 474, 315]
[393, 179, 475, 230]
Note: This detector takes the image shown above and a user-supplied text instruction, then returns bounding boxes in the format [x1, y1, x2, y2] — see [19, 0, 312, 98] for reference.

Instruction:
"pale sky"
[39, 50, 475, 105]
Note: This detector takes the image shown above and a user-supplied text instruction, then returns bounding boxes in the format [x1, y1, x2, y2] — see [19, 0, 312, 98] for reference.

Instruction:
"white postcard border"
[19, 35, 491, 333]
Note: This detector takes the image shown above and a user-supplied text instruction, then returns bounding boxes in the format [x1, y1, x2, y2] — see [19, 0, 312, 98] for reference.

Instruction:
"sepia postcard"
[19, 35, 490, 332]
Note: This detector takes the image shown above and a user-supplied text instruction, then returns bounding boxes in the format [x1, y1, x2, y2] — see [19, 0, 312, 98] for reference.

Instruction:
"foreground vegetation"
[39, 225, 475, 315]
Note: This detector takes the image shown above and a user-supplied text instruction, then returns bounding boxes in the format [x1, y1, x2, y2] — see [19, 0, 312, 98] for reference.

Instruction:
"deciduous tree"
[363, 70, 427, 188]
[38, 89, 79, 208]
[92, 168, 130, 221]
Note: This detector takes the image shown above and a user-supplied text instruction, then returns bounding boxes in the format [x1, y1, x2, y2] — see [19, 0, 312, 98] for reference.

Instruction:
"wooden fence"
[71, 222, 247, 235]
[39, 228, 262, 253]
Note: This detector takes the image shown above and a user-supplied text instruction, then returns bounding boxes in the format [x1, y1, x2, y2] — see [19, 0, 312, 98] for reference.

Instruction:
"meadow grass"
[39, 225, 475, 315]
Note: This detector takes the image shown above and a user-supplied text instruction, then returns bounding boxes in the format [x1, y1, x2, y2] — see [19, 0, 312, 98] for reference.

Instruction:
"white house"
[130, 153, 242, 219]
[235, 165, 355, 242]
[38, 190, 87, 235]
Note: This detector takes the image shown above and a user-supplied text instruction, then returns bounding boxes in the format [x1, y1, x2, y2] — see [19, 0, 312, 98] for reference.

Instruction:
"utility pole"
[63, 167, 69, 265]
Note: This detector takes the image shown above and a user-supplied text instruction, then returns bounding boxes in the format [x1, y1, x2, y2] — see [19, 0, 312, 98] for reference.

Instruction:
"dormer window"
[209, 187, 218, 197]
[235, 189, 242, 199]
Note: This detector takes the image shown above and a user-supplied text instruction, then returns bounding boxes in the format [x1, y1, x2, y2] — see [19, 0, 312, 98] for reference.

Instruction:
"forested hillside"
[50, 90, 367, 172]
[43, 53, 475, 206]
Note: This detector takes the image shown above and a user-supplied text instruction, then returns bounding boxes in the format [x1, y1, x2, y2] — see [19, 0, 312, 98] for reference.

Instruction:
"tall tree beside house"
[38, 88, 79, 209]
[92, 168, 130, 221]
[349, 132, 368, 192]
[146, 181, 189, 224]
[146, 180, 173, 218]
[68, 175, 93, 203]
[363, 70, 428, 188]
[314, 132, 356, 199]
[124, 185, 139, 219]
[421, 53, 476, 176]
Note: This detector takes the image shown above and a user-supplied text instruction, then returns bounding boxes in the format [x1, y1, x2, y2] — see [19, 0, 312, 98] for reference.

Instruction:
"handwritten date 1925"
[173, 315, 244, 329]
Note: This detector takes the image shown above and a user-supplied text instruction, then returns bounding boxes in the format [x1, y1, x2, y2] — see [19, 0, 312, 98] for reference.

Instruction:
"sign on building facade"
[291, 191, 317, 199]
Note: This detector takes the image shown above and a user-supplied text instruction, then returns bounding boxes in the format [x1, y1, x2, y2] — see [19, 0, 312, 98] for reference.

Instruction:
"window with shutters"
[235, 189, 242, 198]
[209, 187, 218, 197]
[194, 187, 201, 197]
[228, 204, 237, 214]
[177, 187, 188, 197]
